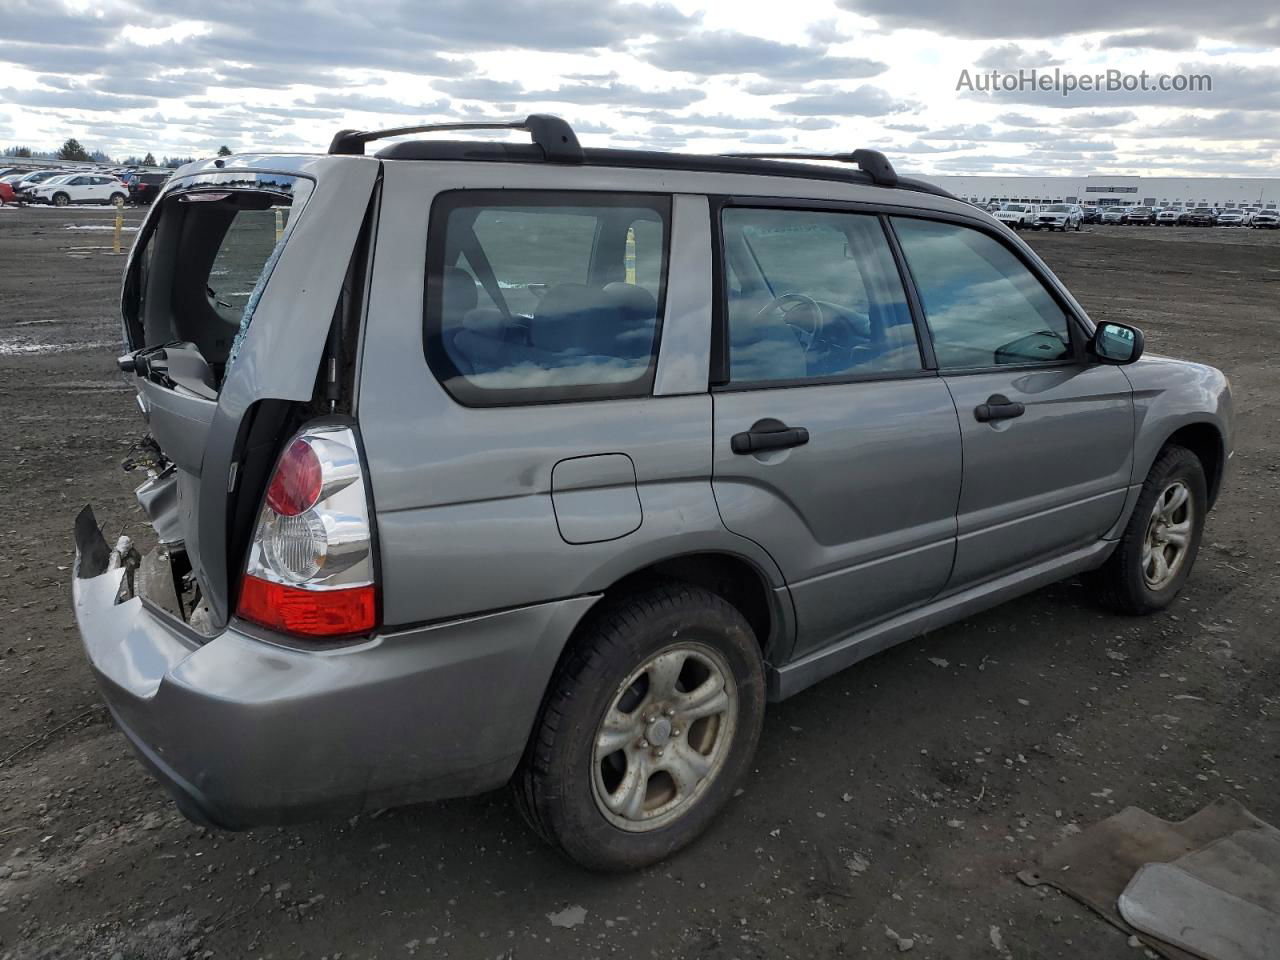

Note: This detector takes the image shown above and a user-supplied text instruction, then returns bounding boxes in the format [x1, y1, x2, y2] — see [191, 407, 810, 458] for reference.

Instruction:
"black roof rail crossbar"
[328, 114, 582, 162]
[721, 148, 898, 187]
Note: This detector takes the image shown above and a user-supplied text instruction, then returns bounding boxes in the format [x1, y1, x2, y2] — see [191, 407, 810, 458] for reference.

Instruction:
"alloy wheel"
[1142, 480, 1194, 590]
[591, 642, 737, 832]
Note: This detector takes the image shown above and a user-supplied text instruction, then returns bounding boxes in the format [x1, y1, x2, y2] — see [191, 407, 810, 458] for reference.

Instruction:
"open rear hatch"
[113, 158, 379, 633]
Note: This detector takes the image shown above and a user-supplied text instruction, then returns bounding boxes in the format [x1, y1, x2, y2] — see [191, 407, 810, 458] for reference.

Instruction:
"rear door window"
[424, 191, 670, 406]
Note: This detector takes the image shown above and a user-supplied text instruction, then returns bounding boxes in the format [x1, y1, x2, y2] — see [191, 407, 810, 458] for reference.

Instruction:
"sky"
[0, 0, 1277, 177]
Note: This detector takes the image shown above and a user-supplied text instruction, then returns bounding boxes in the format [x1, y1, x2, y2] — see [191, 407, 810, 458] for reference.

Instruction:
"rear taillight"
[236, 424, 377, 638]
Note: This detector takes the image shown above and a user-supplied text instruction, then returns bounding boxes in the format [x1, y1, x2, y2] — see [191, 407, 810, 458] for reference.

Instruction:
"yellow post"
[113, 207, 123, 255]
[625, 225, 636, 284]
[274, 207, 284, 243]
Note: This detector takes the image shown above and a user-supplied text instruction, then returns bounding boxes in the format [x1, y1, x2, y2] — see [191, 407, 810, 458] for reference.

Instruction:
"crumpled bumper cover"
[72, 505, 598, 829]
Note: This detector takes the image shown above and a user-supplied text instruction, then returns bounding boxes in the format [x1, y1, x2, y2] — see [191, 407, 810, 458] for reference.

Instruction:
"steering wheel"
[755, 293, 825, 353]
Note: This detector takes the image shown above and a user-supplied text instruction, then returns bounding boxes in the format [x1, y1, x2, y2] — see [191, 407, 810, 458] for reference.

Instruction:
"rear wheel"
[52, 192, 70, 207]
[515, 583, 766, 871]
[1093, 445, 1207, 615]
[111, 192, 126, 207]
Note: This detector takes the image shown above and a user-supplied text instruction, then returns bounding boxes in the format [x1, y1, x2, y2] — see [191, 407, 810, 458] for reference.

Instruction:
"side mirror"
[1090, 321, 1144, 365]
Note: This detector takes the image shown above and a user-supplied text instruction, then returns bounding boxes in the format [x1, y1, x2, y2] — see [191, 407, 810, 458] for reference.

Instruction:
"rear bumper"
[72, 507, 598, 828]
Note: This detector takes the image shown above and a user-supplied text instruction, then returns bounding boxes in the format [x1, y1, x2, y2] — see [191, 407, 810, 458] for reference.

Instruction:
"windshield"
[1106, 207, 1127, 213]
[1130, 207, 1151, 213]
[1002, 204, 1027, 212]
[1045, 205, 1070, 212]
[123, 171, 315, 387]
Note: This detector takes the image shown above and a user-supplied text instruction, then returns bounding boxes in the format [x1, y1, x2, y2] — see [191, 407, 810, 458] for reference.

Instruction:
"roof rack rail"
[720, 149, 898, 187]
[328, 114, 582, 162]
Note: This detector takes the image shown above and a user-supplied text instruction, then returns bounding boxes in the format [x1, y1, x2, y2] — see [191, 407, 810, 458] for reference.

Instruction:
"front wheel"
[1093, 445, 1207, 615]
[515, 583, 766, 871]
[52, 192, 70, 207]
[111, 193, 126, 207]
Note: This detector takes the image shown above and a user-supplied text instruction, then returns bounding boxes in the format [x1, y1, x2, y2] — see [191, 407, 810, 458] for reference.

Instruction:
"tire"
[515, 582, 766, 871]
[111, 193, 126, 207]
[52, 192, 70, 207]
[1093, 445, 1207, 615]
[1075, 221, 1082, 231]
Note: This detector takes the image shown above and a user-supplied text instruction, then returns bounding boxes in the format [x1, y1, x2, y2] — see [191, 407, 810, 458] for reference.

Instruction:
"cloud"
[807, 19, 850, 44]
[743, 133, 790, 144]
[527, 77, 705, 109]
[1100, 30, 1198, 51]
[434, 78, 525, 101]
[975, 43, 1063, 70]
[640, 29, 886, 80]
[919, 123, 1034, 142]
[0, 85, 157, 111]
[994, 113, 1046, 127]
[1031, 137, 1117, 152]
[1064, 110, 1138, 128]
[836, 0, 1280, 46]
[776, 85, 915, 117]
[621, 110, 788, 130]
[299, 94, 452, 116]
[1131, 109, 1280, 139]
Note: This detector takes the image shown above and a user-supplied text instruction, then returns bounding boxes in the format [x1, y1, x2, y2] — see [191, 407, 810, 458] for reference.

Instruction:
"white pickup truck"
[993, 202, 1039, 230]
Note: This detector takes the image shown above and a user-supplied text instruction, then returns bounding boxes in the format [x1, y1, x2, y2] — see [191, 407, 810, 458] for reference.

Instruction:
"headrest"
[441, 266, 478, 322]
[530, 283, 618, 355]
[602, 281, 657, 321]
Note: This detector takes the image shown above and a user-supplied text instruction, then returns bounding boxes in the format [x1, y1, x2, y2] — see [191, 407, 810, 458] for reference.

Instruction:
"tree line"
[3, 139, 235, 168]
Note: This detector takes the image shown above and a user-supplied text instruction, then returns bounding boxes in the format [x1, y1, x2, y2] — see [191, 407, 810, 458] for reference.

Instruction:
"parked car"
[993, 202, 1039, 230]
[1126, 206, 1155, 225]
[127, 172, 171, 205]
[0, 180, 15, 206]
[1032, 203, 1083, 231]
[1216, 210, 1246, 227]
[30, 173, 128, 206]
[1156, 208, 1183, 226]
[1101, 205, 1131, 224]
[1250, 212, 1279, 229]
[1082, 207, 1103, 224]
[1184, 207, 1219, 227]
[73, 116, 1234, 871]
[12, 169, 72, 200]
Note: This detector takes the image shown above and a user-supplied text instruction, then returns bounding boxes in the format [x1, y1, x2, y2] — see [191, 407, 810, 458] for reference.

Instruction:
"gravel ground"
[1, 207, 1278, 959]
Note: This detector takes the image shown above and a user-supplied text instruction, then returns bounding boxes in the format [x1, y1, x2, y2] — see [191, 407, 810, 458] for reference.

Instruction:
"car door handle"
[731, 418, 810, 454]
[974, 394, 1026, 422]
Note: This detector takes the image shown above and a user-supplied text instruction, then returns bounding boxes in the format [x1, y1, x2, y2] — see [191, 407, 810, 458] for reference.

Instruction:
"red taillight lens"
[238, 575, 376, 637]
[238, 424, 377, 640]
[265, 438, 323, 516]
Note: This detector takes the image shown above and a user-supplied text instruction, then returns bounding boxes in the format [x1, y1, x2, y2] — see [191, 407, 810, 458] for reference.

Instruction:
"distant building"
[921, 173, 1280, 209]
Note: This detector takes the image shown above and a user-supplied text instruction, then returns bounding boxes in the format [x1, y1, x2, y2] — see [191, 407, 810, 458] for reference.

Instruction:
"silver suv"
[1032, 203, 1083, 232]
[73, 115, 1233, 871]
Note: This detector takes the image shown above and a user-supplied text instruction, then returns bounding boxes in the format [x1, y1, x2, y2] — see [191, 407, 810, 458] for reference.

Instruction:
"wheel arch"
[592, 551, 791, 664]
[1163, 422, 1226, 507]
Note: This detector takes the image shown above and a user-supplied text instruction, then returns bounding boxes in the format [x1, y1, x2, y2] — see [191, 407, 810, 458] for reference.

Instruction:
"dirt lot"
[1, 206, 1278, 959]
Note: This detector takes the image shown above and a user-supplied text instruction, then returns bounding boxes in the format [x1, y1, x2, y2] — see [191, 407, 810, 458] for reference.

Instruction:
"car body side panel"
[711, 378, 962, 657]
[942, 364, 1135, 587]
[358, 162, 788, 635]
[1122, 354, 1234, 501]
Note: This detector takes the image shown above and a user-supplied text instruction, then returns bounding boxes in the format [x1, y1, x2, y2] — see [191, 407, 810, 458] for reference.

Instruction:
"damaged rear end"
[72, 154, 383, 826]
[86, 156, 380, 635]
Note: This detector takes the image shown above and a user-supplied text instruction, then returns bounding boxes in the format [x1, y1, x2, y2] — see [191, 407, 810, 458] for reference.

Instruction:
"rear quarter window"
[423, 191, 671, 406]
